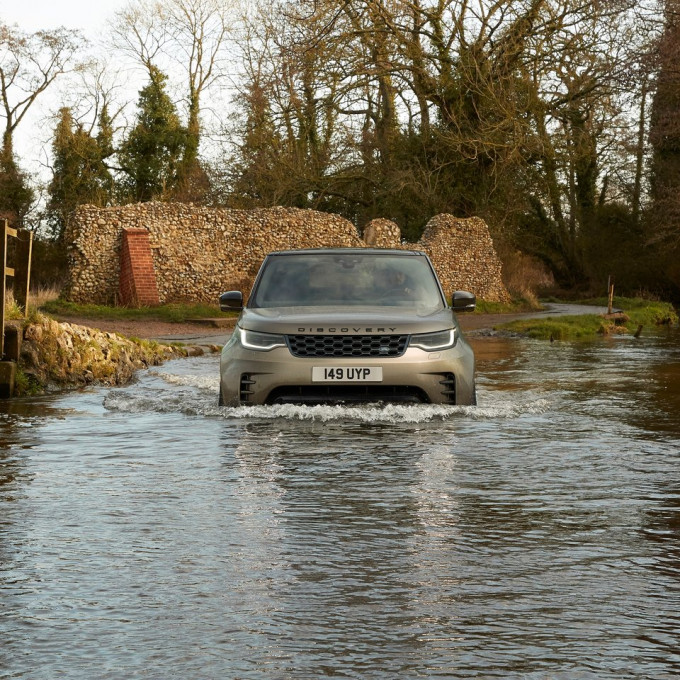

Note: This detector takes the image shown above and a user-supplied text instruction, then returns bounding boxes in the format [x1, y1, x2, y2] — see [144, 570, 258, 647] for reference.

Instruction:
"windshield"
[250, 252, 446, 309]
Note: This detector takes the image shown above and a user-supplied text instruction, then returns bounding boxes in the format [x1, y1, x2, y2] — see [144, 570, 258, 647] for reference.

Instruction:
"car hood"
[239, 305, 459, 335]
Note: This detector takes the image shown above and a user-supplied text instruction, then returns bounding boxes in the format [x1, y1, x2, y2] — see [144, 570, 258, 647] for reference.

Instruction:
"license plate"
[312, 367, 383, 382]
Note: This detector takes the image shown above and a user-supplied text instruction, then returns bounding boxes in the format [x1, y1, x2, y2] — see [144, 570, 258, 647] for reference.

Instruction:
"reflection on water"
[1, 331, 679, 679]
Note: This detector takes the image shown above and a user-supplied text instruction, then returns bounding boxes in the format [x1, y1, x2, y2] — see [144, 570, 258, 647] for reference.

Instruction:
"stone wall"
[418, 214, 508, 301]
[362, 215, 508, 302]
[64, 202, 509, 304]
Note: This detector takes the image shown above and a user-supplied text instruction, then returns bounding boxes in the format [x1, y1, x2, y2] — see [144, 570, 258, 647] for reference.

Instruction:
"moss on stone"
[15, 316, 187, 395]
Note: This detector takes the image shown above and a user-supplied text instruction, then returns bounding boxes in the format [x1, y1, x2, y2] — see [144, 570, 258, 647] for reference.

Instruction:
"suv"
[219, 248, 476, 406]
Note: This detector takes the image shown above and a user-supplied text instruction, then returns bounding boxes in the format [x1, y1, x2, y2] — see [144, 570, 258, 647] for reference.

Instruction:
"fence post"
[0, 220, 30, 395]
[0, 219, 10, 359]
[14, 228, 33, 316]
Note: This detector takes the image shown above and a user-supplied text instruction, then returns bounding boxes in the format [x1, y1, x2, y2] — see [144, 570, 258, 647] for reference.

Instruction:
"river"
[1, 330, 679, 679]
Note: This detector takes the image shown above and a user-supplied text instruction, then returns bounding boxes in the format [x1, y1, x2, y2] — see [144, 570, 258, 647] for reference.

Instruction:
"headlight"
[238, 327, 287, 351]
[409, 328, 457, 350]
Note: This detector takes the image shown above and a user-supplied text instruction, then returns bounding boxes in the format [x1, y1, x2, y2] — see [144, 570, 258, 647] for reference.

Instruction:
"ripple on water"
[2, 341, 680, 680]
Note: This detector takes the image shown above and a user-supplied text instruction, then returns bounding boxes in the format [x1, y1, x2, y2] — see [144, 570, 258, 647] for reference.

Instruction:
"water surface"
[1, 331, 679, 678]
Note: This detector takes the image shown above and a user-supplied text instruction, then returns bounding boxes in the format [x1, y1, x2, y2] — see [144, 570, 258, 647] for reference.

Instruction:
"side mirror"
[219, 291, 243, 311]
[452, 290, 476, 313]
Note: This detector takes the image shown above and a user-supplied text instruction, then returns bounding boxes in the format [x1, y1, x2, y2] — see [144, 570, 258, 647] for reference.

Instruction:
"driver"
[378, 268, 415, 300]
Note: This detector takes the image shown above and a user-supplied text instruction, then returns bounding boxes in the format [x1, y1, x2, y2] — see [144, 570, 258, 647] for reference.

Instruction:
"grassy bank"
[500, 297, 678, 341]
[7, 294, 230, 396]
[12, 312, 188, 396]
[41, 299, 238, 323]
[50, 296, 537, 321]
[472, 298, 543, 314]
[580, 296, 678, 326]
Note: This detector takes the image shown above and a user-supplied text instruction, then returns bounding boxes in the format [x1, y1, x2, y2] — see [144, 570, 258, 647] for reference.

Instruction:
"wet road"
[1, 329, 679, 679]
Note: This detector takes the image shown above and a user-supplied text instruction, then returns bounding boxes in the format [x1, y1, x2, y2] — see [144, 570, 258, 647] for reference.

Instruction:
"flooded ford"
[1, 330, 679, 679]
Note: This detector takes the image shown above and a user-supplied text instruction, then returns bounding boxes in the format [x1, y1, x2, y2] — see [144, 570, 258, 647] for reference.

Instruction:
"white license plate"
[312, 367, 383, 382]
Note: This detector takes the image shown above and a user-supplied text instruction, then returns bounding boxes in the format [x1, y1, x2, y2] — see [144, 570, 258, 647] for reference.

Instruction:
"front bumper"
[220, 341, 475, 406]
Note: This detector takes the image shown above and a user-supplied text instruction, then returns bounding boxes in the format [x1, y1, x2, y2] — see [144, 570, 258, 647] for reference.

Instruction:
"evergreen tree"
[117, 66, 186, 202]
[47, 107, 114, 239]
[228, 82, 286, 207]
[647, 0, 680, 291]
[97, 104, 115, 169]
[649, 1, 680, 240]
[0, 148, 34, 227]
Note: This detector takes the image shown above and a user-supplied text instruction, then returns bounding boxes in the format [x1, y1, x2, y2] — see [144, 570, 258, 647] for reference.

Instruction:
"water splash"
[150, 370, 219, 391]
[103, 368, 551, 423]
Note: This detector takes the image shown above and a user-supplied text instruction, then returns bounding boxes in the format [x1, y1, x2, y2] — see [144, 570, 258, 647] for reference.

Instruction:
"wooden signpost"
[1, 219, 33, 396]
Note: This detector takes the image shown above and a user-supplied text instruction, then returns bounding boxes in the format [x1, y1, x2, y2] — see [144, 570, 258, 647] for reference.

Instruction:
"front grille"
[287, 334, 408, 358]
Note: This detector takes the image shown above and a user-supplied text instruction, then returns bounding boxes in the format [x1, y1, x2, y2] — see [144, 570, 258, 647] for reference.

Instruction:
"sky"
[0, 0, 128, 35]
[1, 0, 235, 188]
[0, 0, 133, 181]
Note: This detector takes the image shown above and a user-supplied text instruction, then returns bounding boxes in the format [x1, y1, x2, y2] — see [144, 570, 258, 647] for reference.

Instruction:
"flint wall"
[64, 203, 509, 304]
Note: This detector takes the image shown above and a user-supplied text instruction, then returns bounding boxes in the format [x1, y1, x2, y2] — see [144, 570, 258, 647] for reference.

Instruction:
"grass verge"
[40, 299, 238, 323]
[42, 297, 541, 322]
[472, 297, 543, 314]
[500, 315, 610, 340]
[579, 296, 678, 326]
[499, 297, 678, 341]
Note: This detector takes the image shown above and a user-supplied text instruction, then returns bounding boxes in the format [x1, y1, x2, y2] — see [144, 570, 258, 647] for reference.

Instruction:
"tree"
[649, 1, 680, 241]
[226, 0, 661, 291]
[0, 23, 81, 158]
[227, 78, 286, 206]
[0, 150, 33, 226]
[0, 23, 80, 224]
[47, 107, 114, 239]
[117, 66, 186, 202]
[111, 0, 233, 200]
[646, 0, 680, 290]
[231, 0, 613, 237]
[226, 0, 351, 210]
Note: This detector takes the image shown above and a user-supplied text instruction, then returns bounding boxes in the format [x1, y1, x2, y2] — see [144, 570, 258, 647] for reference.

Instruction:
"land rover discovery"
[218, 248, 476, 406]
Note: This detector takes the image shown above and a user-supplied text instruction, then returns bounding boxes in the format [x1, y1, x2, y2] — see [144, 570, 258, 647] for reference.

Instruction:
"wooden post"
[0, 219, 7, 359]
[14, 228, 33, 316]
[0, 220, 29, 397]
[607, 276, 614, 315]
